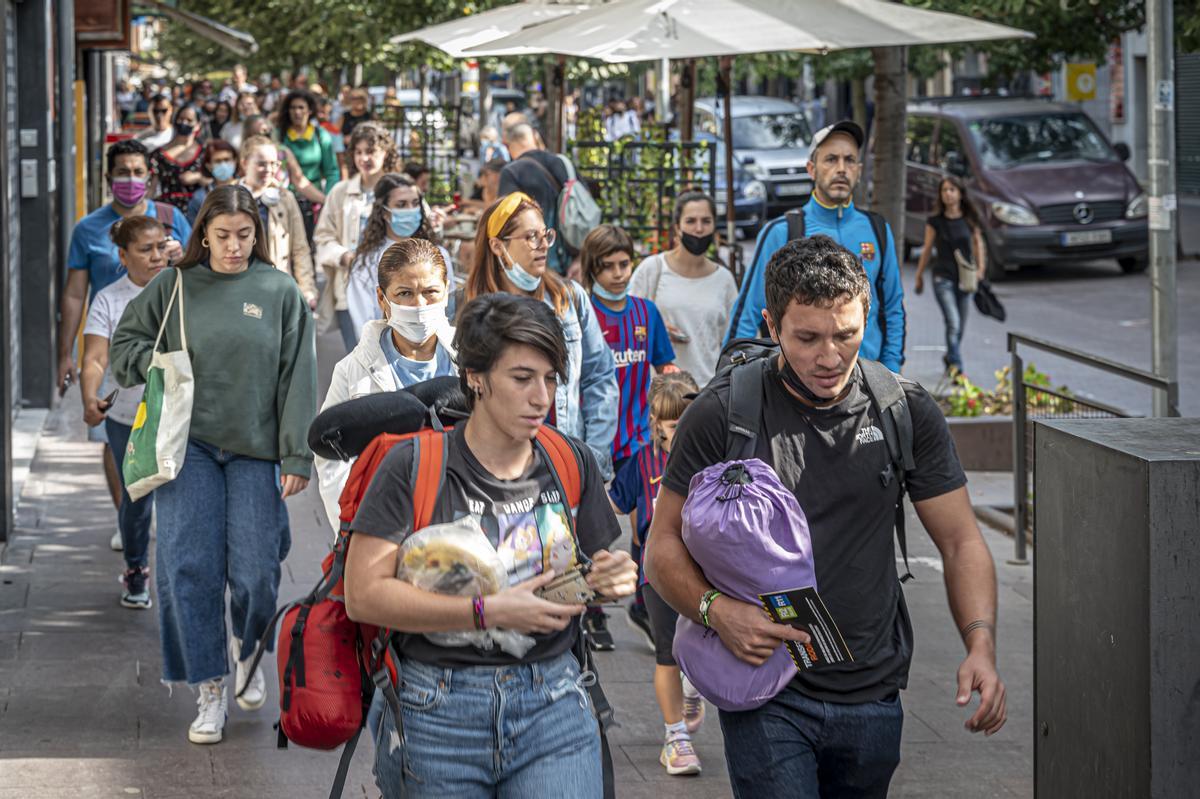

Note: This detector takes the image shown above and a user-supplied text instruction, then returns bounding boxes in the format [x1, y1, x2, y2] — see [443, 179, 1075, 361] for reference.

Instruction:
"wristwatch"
[699, 589, 723, 628]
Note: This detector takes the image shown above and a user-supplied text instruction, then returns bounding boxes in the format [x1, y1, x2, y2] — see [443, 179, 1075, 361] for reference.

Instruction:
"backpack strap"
[410, 428, 448, 530]
[724, 357, 769, 460]
[534, 426, 583, 509]
[785, 207, 805, 242]
[862, 210, 899, 358]
[858, 359, 916, 583]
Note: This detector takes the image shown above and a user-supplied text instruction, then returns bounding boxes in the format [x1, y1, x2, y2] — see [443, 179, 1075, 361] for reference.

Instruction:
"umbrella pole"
[719, 55, 739, 278]
[550, 54, 566, 153]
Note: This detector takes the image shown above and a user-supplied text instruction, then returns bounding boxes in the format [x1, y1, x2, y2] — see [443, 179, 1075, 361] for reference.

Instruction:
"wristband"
[698, 589, 723, 628]
[472, 595, 487, 631]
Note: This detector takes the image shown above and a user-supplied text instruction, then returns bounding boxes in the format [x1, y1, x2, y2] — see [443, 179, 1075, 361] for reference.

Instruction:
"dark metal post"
[717, 56, 742, 280]
[1010, 338, 1028, 565]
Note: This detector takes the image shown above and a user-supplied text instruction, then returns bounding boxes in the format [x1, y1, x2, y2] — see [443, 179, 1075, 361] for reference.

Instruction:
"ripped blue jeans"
[368, 649, 601, 799]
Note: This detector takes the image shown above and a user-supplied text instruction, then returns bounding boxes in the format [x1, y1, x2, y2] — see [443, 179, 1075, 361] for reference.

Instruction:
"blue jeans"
[153, 438, 292, 684]
[104, 419, 153, 571]
[368, 651, 602, 799]
[933, 276, 972, 370]
[718, 684, 904, 799]
[335, 309, 357, 351]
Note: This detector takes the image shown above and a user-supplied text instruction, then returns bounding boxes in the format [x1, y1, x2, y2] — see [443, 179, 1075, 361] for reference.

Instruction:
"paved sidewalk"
[0, 343, 1033, 798]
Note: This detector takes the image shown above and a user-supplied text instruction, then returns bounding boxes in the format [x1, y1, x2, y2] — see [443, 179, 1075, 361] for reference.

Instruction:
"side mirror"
[1113, 142, 1131, 162]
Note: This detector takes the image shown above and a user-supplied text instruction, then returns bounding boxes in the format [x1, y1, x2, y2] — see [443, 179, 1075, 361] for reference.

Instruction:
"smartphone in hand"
[100, 388, 119, 410]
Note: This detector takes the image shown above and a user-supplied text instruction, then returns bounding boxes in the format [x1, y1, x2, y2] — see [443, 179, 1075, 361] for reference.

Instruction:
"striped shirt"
[590, 294, 675, 461]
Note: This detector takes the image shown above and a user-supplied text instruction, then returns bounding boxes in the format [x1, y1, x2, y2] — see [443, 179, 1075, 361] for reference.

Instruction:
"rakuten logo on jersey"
[612, 349, 648, 368]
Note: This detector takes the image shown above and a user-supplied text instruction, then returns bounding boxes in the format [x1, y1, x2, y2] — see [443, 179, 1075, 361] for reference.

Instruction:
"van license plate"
[775, 183, 810, 197]
[1061, 229, 1112, 246]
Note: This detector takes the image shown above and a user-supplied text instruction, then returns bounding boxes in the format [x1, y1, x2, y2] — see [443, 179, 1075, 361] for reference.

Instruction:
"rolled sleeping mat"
[307, 390, 430, 461]
[403, 375, 470, 428]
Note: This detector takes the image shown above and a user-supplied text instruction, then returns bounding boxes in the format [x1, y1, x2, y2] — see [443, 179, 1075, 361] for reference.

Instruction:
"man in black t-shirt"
[498, 122, 578, 276]
[645, 236, 1007, 798]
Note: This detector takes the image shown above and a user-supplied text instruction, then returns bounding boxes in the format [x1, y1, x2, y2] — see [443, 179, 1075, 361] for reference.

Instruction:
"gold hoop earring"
[201, 237, 210, 248]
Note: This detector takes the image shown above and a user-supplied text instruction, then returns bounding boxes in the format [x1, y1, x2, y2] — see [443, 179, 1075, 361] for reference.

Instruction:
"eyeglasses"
[502, 228, 556, 250]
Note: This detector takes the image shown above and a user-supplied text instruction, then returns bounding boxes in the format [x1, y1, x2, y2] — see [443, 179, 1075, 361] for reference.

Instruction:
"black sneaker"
[626, 603, 655, 651]
[583, 608, 615, 651]
[121, 567, 152, 609]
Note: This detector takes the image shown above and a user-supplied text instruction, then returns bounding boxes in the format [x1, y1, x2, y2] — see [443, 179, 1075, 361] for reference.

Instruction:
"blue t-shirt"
[67, 201, 194, 299]
[608, 444, 668, 583]
[379, 328, 455, 387]
[591, 295, 675, 461]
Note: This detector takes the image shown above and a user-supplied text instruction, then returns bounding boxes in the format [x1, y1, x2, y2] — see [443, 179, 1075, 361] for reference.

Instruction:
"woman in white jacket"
[344, 171, 454, 339]
[315, 238, 458, 529]
[313, 121, 400, 350]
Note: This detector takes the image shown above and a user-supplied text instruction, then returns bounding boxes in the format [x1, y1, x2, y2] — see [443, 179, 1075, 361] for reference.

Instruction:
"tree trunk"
[870, 46, 908, 252]
[850, 78, 868, 132]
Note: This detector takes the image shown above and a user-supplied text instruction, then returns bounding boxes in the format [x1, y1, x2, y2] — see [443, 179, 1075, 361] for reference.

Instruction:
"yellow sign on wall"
[1066, 63, 1097, 101]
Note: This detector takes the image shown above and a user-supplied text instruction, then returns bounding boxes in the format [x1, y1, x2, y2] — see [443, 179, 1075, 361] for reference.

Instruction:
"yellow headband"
[487, 192, 533, 239]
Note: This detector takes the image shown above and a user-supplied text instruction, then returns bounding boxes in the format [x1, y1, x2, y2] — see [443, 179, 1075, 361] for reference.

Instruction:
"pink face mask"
[112, 177, 147, 207]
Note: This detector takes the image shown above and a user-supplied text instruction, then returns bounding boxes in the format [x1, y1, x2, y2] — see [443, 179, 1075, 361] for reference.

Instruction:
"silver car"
[693, 96, 815, 216]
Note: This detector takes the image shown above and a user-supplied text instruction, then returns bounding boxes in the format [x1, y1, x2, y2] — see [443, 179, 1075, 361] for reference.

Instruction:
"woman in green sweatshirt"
[278, 88, 339, 243]
[110, 185, 317, 747]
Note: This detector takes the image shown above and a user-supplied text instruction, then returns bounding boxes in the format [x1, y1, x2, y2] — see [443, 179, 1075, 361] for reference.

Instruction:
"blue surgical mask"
[210, 162, 236, 182]
[389, 208, 422, 238]
[502, 246, 542, 292]
[592, 282, 627, 302]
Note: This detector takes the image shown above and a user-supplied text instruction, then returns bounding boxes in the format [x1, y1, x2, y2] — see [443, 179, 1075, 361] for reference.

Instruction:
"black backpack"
[715, 337, 916, 582]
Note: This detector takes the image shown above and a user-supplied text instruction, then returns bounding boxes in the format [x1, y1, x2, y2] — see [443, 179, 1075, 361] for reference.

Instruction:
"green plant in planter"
[941, 363, 1073, 417]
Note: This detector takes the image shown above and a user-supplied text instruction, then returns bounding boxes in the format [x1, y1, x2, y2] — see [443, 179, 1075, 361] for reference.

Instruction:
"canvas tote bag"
[123, 269, 194, 500]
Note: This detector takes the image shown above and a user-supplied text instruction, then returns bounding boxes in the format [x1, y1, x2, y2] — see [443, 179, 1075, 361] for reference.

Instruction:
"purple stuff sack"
[672, 458, 816, 711]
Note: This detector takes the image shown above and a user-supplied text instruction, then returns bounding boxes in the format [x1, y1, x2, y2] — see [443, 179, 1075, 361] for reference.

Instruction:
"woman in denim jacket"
[464, 192, 618, 481]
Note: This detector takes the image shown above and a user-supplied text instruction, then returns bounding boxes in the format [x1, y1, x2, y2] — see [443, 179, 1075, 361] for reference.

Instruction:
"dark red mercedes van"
[903, 97, 1148, 278]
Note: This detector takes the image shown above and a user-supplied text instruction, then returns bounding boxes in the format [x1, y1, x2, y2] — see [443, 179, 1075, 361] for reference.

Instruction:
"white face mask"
[386, 298, 448, 345]
[260, 186, 282, 207]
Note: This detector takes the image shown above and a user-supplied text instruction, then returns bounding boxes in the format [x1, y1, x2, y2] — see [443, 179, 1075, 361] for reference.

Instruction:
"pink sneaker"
[660, 736, 702, 776]
[683, 691, 706, 734]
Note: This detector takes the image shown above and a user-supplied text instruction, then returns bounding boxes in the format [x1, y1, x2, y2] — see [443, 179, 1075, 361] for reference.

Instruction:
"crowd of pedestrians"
[62, 67, 1008, 798]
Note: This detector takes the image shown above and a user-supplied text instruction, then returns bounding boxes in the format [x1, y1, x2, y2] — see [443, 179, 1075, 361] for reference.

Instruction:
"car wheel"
[1118, 257, 1149, 274]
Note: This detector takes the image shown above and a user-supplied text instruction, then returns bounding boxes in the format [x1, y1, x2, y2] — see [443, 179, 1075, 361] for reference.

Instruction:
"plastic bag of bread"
[396, 515, 536, 658]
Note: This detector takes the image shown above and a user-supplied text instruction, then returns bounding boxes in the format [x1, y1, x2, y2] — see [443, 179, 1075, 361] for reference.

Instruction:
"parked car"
[693, 96, 814, 225]
[903, 97, 1148, 278]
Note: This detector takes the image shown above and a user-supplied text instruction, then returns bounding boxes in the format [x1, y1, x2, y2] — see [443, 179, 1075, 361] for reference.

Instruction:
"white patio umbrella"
[466, 0, 1032, 259]
[465, 0, 1032, 60]
[391, 1, 590, 58]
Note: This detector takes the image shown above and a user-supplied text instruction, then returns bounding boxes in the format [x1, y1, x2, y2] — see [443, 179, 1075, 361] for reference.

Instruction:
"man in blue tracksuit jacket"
[726, 120, 906, 372]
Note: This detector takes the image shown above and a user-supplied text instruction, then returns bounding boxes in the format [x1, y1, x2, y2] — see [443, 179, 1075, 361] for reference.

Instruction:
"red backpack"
[243, 424, 588, 798]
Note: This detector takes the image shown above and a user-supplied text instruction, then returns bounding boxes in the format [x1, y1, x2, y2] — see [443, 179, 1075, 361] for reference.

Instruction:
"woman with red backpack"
[344, 293, 636, 798]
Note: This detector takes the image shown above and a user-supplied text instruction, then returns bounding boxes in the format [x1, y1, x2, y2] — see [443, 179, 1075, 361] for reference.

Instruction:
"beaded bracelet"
[699, 589, 723, 628]
[472, 595, 487, 631]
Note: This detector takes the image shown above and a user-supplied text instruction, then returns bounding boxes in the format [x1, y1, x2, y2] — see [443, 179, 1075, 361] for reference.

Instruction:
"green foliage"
[941, 364, 1074, 417]
[152, 0, 509, 80]
[1179, 0, 1200, 53]
[915, 0, 1144, 80]
[569, 113, 714, 256]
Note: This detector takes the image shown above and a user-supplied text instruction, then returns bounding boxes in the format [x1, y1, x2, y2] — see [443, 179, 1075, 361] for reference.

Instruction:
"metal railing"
[568, 137, 715, 256]
[1009, 332, 1179, 564]
[377, 104, 462, 206]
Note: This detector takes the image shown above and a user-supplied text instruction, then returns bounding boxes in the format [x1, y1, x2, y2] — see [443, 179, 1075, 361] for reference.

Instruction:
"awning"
[136, 0, 258, 58]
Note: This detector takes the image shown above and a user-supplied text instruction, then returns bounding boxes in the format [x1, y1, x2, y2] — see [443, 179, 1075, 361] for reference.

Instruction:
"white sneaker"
[188, 679, 227, 744]
[110, 530, 123, 551]
[230, 637, 266, 712]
